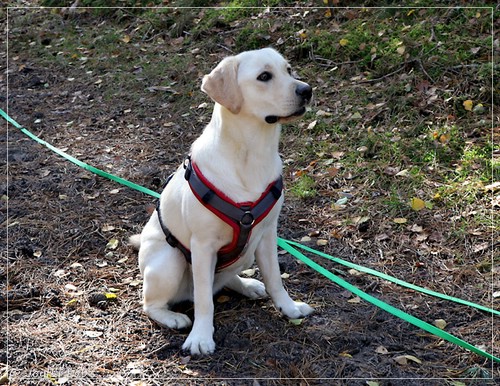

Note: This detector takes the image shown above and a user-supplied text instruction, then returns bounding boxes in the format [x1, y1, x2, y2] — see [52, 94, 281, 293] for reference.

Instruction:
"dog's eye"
[257, 71, 272, 82]
[287, 67, 299, 79]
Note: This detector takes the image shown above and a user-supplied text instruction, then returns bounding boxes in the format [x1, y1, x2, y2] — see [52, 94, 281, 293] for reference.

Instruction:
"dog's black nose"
[296, 84, 313, 103]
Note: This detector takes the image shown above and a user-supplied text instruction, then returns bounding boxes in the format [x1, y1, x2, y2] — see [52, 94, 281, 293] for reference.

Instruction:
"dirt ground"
[2, 4, 499, 386]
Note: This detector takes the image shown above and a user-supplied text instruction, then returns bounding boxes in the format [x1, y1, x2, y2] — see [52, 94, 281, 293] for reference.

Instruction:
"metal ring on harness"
[240, 211, 255, 226]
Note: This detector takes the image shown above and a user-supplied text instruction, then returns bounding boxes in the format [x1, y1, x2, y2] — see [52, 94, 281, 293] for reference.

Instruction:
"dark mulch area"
[2, 6, 498, 386]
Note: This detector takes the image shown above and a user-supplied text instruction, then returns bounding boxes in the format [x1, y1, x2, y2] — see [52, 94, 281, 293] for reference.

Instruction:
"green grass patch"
[290, 174, 317, 199]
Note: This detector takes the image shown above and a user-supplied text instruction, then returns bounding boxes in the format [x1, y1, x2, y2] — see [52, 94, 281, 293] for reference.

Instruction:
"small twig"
[357, 62, 408, 84]
[310, 54, 363, 68]
[145, 342, 174, 357]
[415, 58, 435, 83]
[451, 64, 484, 70]
[216, 44, 234, 54]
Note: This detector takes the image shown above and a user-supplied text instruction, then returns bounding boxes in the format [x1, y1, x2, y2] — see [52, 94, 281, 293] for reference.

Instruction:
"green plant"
[290, 174, 317, 199]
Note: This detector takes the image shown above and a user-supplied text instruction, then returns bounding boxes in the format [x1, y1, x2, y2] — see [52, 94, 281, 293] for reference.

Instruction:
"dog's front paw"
[182, 331, 216, 356]
[279, 300, 314, 319]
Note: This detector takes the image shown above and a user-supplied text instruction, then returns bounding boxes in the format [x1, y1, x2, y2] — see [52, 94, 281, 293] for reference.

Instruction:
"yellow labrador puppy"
[131, 48, 313, 355]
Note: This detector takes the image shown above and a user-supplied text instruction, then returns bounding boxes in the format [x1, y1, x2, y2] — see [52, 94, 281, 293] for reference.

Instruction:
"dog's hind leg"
[225, 275, 268, 299]
[140, 243, 192, 329]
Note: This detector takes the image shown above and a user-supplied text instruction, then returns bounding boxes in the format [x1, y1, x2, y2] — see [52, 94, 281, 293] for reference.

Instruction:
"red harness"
[157, 157, 283, 272]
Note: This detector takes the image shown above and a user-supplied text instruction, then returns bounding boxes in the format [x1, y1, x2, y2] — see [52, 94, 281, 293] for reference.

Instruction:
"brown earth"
[1, 4, 499, 386]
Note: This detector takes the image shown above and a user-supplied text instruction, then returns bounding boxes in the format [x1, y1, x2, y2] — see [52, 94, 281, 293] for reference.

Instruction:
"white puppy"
[131, 48, 313, 356]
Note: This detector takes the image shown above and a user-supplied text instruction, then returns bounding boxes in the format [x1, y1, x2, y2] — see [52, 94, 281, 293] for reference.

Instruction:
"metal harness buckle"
[240, 210, 255, 226]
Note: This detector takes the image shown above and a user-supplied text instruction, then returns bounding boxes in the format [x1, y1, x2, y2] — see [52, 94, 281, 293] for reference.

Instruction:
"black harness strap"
[156, 199, 191, 261]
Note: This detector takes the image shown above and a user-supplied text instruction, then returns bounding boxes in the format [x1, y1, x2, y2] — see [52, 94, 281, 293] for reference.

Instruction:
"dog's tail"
[128, 234, 141, 250]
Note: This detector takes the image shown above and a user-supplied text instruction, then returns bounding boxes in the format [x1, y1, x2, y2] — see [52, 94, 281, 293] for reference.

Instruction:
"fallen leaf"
[404, 355, 422, 364]
[351, 111, 362, 120]
[473, 242, 489, 253]
[463, 99, 473, 111]
[101, 224, 116, 232]
[484, 181, 500, 192]
[439, 133, 450, 144]
[352, 216, 370, 225]
[472, 103, 485, 114]
[348, 269, 363, 277]
[395, 169, 409, 177]
[54, 269, 69, 278]
[180, 368, 199, 376]
[335, 197, 349, 206]
[327, 167, 340, 177]
[316, 109, 332, 117]
[84, 331, 103, 338]
[428, 231, 444, 242]
[217, 295, 230, 303]
[307, 120, 317, 130]
[415, 233, 428, 242]
[393, 218, 407, 224]
[375, 345, 389, 354]
[384, 166, 399, 176]
[375, 233, 389, 242]
[410, 197, 426, 211]
[66, 298, 78, 307]
[241, 268, 256, 277]
[394, 354, 422, 365]
[106, 238, 119, 250]
[409, 224, 424, 233]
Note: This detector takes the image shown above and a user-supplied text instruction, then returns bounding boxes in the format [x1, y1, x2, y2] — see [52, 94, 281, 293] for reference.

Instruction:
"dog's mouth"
[265, 106, 307, 124]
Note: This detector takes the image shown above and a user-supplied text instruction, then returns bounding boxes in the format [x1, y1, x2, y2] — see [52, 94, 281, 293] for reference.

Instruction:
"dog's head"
[201, 48, 312, 124]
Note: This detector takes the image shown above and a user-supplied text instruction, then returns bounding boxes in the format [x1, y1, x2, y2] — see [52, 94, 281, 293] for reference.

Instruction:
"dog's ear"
[201, 56, 243, 115]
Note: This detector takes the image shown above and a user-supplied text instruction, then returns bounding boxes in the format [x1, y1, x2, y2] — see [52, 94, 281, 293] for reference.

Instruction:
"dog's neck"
[190, 103, 283, 200]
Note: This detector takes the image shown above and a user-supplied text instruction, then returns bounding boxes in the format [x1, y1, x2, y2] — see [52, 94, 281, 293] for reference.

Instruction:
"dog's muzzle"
[265, 83, 312, 124]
